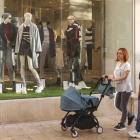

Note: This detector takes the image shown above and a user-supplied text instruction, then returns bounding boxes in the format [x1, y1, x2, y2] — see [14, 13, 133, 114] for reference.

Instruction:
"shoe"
[1, 83, 7, 93]
[69, 82, 75, 87]
[22, 87, 27, 94]
[56, 77, 62, 87]
[12, 81, 16, 92]
[114, 123, 126, 131]
[45, 80, 49, 87]
[35, 85, 44, 93]
[75, 81, 87, 90]
[127, 129, 140, 138]
[128, 114, 137, 125]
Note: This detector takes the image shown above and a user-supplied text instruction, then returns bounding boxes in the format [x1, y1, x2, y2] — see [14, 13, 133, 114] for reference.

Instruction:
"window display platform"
[0, 82, 115, 100]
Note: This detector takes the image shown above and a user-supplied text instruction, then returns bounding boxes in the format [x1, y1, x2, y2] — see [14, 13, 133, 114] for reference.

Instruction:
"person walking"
[102, 48, 136, 131]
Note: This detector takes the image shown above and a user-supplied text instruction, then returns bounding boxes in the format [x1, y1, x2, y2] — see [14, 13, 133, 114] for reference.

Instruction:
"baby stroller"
[60, 76, 114, 138]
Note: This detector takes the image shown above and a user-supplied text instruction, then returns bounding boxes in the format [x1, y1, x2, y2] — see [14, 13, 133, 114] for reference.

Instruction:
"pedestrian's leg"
[136, 98, 140, 132]
[120, 92, 131, 125]
[114, 92, 122, 112]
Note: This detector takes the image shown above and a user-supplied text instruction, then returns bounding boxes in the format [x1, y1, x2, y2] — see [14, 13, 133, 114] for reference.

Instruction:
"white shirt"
[114, 62, 132, 92]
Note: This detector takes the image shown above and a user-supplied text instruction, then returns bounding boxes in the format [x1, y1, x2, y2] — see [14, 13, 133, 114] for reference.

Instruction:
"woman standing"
[102, 48, 136, 131]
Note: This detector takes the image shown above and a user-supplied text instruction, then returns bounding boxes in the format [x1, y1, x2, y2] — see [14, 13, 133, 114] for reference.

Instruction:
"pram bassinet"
[60, 86, 99, 111]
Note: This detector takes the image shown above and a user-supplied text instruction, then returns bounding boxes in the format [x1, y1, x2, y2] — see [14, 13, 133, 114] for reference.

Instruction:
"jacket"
[0, 22, 17, 51]
[15, 22, 42, 70]
[39, 27, 56, 57]
[0, 33, 5, 50]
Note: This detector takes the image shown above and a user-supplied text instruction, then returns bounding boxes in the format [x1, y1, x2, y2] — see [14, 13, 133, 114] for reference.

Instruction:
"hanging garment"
[85, 28, 92, 45]
[55, 47, 64, 69]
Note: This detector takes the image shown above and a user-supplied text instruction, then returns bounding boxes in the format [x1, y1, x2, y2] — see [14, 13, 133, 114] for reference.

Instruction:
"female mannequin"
[0, 13, 17, 93]
[15, 12, 43, 94]
[39, 17, 61, 87]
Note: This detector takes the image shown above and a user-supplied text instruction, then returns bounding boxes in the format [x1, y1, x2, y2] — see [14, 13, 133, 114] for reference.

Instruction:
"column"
[0, 0, 4, 23]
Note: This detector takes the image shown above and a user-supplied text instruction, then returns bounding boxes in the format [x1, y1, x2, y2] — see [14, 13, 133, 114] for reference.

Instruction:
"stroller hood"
[60, 87, 86, 111]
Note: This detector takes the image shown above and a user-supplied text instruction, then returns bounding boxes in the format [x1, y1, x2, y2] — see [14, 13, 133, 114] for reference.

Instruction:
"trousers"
[114, 92, 132, 125]
[0, 43, 15, 82]
[40, 42, 60, 78]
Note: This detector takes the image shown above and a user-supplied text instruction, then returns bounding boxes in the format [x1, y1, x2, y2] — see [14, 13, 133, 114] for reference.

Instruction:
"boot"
[45, 79, 49, 87]
[56, 77, 62, 87]
[12, 81, 16, 92]
[1, 82, 7, 93]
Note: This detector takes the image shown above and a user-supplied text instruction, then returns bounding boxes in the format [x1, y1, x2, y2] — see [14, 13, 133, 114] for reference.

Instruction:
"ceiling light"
[49, 2, 52, 3]
[47, 9, 49, 10]
[93, 4, 94, 5]
[66, 3, 68, 4]
[62, 1, 63, 2]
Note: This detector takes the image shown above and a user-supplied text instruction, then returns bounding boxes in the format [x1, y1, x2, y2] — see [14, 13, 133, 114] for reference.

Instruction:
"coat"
[15, 22, 42, 70]
[0, 22, 17, 51]
[39, 27, 56, 57]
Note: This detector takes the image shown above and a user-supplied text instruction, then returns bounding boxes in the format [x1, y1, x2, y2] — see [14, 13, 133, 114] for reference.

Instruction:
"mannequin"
[39, 17, 61, 87]
[66, 16, 86, 90]
[15, 12, 43, 94]
[0, 13, 17, 93]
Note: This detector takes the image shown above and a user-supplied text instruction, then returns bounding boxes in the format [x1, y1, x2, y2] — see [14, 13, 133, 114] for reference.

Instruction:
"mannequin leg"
[27, 56, 43, 86]
[0, 51, 7, 93]
[27, 56, 44, 93]
[40, 43, 48, 79]
[0, 50, 4, 82]
[20, 55, 26, 87]
[5, 45, 16, 91]
[49, 52, 61, 86]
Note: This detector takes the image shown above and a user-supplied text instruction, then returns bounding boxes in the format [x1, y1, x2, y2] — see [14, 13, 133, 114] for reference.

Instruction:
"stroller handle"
[90, 77, 111, 96]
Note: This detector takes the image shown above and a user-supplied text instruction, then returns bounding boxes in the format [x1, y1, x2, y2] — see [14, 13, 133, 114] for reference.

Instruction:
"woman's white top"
[114, 62, 132, 92]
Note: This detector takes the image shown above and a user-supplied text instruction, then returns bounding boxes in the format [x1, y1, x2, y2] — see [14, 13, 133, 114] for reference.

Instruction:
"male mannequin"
[0, 13, 17, 93]
[66, 16, 86, 90]
[39, 17, 61, 87]
[15, 12, 43, 94]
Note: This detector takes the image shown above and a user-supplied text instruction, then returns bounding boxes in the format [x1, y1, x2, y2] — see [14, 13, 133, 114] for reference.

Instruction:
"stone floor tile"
[0, 137, 13, 140]
[44, 131, 70, 140]
[11, 135, 32, 140]
[36, 125, 56, 133]
[17, 123, 41, 135]
[28, 134, 50, 140]
[0, 128, 10, 138]
[3, 125, 26, 136]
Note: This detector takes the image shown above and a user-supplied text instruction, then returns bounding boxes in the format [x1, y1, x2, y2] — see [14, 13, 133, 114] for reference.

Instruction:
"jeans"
[136, 98, 140, 132]
[114, 92, 132, 125]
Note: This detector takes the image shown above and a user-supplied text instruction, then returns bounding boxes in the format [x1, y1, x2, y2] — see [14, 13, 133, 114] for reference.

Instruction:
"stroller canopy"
[60, 87, 86, 111]
[60, 87, 99, 111]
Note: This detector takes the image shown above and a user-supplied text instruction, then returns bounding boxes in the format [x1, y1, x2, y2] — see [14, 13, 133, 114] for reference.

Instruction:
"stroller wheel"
[71, 129, 78, 138]
[96, 126, 103, 134]
[61, 124, 68, 131]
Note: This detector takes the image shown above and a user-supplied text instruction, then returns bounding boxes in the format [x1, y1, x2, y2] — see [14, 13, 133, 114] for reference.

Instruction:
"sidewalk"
[0, 115, 138, 140]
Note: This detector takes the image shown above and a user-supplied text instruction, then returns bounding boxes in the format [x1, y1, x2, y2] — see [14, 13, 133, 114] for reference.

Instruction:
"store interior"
[1, 0, 103, 97]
